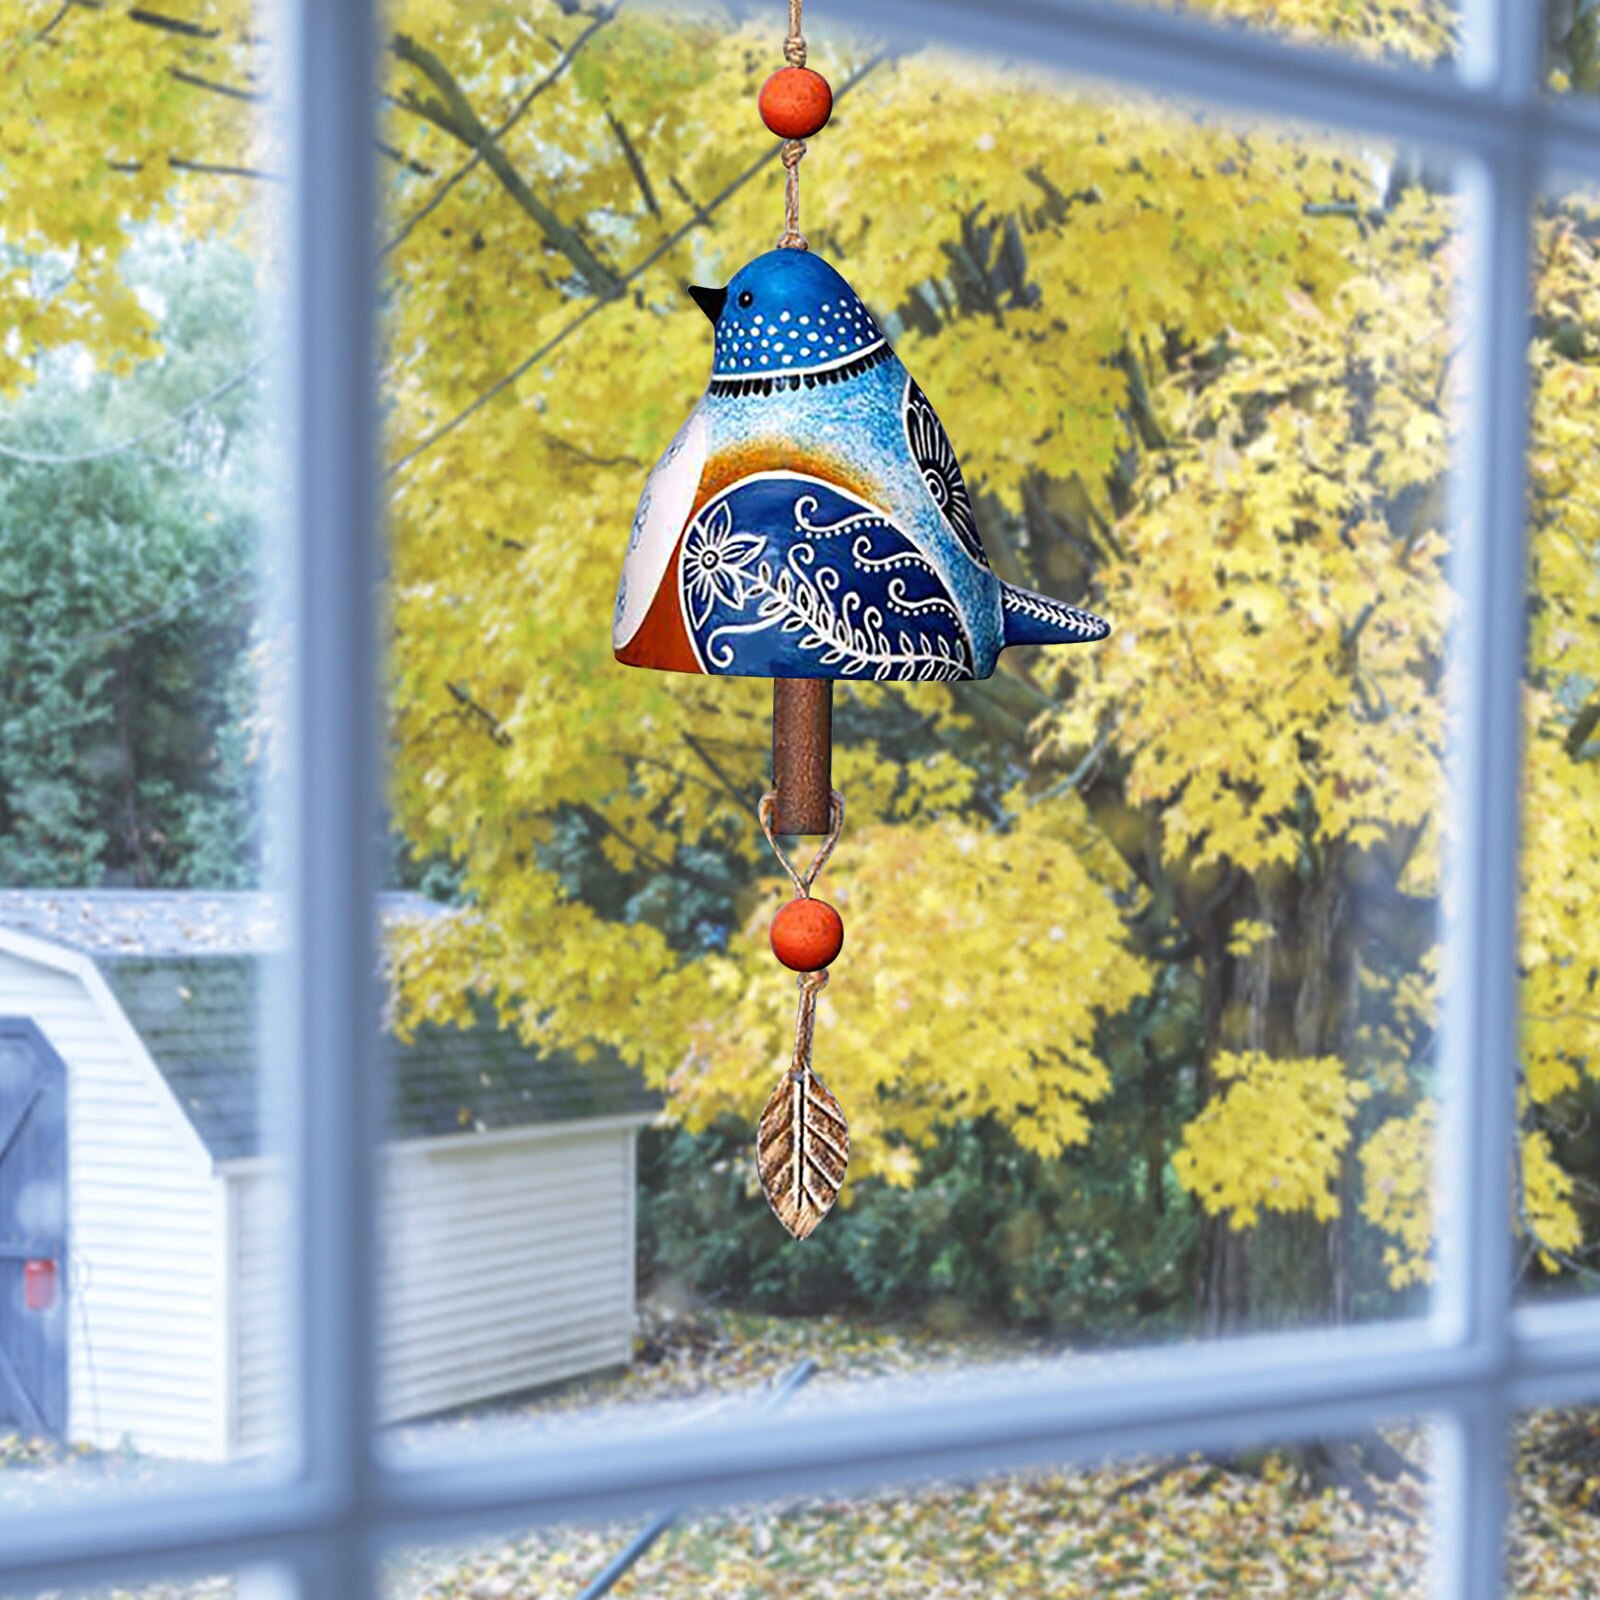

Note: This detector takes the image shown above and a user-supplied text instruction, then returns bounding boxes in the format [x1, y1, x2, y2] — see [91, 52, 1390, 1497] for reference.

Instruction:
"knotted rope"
[759, 789, 843, 1091]
[777, 0, 809, 251]
[790, 968, 829, 1080]
[757, 788, 845, 897]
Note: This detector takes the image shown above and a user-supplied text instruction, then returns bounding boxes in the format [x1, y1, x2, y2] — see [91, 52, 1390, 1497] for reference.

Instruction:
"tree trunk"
[1194, 857, 1358, 1335]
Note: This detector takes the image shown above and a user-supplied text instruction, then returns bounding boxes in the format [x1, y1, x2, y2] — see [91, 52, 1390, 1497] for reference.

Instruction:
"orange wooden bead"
[758, 66, 833, 141]
[770, 896, 844, 972]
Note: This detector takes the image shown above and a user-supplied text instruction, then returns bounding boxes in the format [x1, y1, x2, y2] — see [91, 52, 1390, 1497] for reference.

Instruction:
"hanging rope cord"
[777, 0, 809, 251]
[768, 0, 834, 1059]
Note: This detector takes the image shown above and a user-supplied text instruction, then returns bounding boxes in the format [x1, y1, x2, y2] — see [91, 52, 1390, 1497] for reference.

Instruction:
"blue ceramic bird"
[613, 248, 1109, 681]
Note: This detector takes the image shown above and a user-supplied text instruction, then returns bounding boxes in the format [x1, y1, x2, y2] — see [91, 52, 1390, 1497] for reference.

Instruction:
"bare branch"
[606, 106, 661, 219]
[548, 436, 644, 470]
[575, 802, 727, 895]
[110, 156, 285, 182]
[383, 6, 619, 259]
[1566, 696, 1600, 759]
[668, 174, 713, 231]
[387, 51, 894, 476]
[127, 7, 218, 38]
[682, 731, 761, 813]
[170, 156, 284, 182]
[171, 67, 265, 103]
[376, 139, 435, 178]
[445, 681, 513, 747]
[391, 31, 619, 294]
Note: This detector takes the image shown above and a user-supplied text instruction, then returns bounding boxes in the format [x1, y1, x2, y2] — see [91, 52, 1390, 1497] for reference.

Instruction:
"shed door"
[0, 1020, 67, 1438]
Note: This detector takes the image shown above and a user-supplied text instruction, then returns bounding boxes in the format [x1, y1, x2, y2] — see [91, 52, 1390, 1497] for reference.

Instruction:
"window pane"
[1545, 4, 1600, 94]
[1126, 0, 1465, 65]
[1123, 0, 1458, 67]
[375, 1, 1463, 1454]
[1515, 1401, 1600, 1594]
[1518, 185, 1600, 1307]
[0, 1, 294, 1488]
[388, 1419, 1439, 1597]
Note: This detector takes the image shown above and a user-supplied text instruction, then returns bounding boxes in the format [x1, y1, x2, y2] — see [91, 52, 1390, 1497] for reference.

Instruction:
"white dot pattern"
[711, 253, 885, 379]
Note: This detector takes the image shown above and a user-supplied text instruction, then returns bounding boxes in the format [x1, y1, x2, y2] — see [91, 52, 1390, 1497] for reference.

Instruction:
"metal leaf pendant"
[757, 1064, 849, 1240]
[752, 799, 850, 1240]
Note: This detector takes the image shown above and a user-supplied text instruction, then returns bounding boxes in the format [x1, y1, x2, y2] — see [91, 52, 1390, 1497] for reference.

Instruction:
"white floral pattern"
[681, 502, 767, 626]
[678, 475, 979, 680]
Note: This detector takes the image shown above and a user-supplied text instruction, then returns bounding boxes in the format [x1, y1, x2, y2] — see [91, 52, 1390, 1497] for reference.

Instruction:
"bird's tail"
[999, 582, 1111, 649]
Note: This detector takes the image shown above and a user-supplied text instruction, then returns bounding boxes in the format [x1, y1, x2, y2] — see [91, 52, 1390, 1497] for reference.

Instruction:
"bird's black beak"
[688, 283, 727, 324]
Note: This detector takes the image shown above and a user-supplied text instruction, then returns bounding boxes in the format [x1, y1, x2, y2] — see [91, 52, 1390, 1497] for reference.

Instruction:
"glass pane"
[1127, 0, 1458, 67]
[1546, 4, 1600, 93]
[1518, 186, 1600, 1306]
[389, 1419, 1439, 1597]
[376, 1, 1461, 1453]
[1514, 1401, 1600, 1595]
[0, 3, 293, 1485]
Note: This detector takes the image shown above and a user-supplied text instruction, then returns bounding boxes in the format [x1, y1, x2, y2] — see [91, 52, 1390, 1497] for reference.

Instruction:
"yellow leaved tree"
[6, 0, 1599, 1328]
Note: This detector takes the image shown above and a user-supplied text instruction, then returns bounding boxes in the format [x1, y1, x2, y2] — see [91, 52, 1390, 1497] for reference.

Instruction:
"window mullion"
[1433, 0, 1541, 1589]
[1437, 145, 1534, 1374]
[1436, 1390, 1513, 1600]
[287, 0, 384, 1591]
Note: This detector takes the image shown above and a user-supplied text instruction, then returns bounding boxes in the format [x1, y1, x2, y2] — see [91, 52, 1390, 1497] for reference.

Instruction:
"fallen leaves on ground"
[6, 1310, 1600, 1596]
[383, 1308, 1600, 1599]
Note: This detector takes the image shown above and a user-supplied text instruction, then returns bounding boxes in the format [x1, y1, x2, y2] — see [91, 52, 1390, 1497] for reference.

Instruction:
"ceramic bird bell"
[612, 247, 1110, 682]
[611, 0, 1111, 1245]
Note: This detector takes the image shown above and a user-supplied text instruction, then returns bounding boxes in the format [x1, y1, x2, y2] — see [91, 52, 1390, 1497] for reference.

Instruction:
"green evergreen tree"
[0, 238, 266, 888]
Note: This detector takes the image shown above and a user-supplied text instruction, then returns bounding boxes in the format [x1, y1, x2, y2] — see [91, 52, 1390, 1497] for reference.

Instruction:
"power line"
[0, 10, 620, 473]
[385, 51, 891, 479]
[29, 567, 252, 650]
[382, 4, 623, 260]
[0, 19, 864, 481]
[0, 354, 267, 467]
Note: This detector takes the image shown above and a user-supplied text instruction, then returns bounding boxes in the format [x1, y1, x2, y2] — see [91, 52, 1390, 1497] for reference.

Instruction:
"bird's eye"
[737, 290, 754, 308]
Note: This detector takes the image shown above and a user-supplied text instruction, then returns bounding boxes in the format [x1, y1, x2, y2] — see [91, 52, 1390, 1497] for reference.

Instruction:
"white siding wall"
[0, 949, 221, 1459]
[378, 1126, 637, 1420]
[228, 1164, 289, 1458]
[226, 1121, 640, 1453]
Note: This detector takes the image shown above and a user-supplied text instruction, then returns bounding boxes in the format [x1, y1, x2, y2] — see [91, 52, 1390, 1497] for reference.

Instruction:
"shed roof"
[0, 889, 435, 957]
[0, 892, 658, 1160]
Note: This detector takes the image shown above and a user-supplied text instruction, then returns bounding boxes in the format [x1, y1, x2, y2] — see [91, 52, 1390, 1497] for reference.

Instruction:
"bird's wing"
[613, 406, 708, 653]
[901, 374, 991, 571]
[678, 471, 975, 681]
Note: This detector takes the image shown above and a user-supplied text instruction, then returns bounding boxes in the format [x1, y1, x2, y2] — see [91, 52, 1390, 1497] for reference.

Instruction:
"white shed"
[0, 891, 655, 1461]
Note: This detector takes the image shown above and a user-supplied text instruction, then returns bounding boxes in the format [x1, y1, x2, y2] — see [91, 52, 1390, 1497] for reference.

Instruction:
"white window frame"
[0, 1, 1594, 1595]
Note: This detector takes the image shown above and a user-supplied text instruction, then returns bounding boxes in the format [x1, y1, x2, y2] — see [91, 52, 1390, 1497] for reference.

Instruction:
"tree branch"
[170, 156, 283, 181]
[386, 50, 892, 476]
[605, 106, 660, 219]
[575, 801, 727, 896]
[668, 174, 713, 231]
[383, 5, 619, 260]
[616, 749, 734, 805]
[165, 67, 433, 173]
[1566, 696, 1600, 759]
[376, 138, 436, 178]
[30, 0, 77, 47]
[170, 67, 264, 103]
[682, 731, 762, 813]
[110, 156, 285, 182]
[548, 436, 644, 470]
[127, 7, 217, 38]
[446, 680, 513, 747]
[391, 31, 620, 295]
